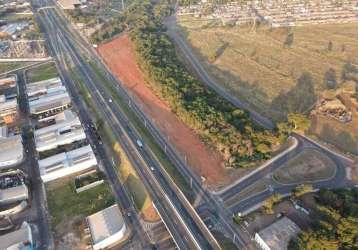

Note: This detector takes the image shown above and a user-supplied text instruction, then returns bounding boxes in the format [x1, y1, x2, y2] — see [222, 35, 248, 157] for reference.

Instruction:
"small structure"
[38, 144, 97, 182]
[34, 110, 85, 152]
[0, 221, 33, 250]
[86, 204, 128, 250]
[0, 126, 23, 168]
[255, 217, 301, 250]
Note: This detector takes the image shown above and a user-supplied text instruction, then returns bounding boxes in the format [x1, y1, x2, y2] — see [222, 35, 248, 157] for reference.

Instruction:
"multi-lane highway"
[33, 2, 222, 249]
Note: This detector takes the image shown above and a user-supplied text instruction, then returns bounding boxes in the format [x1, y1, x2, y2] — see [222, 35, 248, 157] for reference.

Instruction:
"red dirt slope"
[98, 34, 227, 188]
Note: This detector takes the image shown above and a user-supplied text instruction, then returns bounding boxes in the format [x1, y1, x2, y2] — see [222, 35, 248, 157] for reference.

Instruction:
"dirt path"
[97, 34, 229, 188]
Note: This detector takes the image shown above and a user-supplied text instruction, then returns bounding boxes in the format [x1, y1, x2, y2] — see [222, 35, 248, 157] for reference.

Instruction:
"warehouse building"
[0, 221, 33, 250]
[0, 126, 23, 168]
[38, 144, 97, 182]
[34, 110, 85, 152]
[0, 170, 28, 205]
[255, 217, 301, 250]
[29, 89, 71, 119]
[86, 204, 128, 250]
[27, 77, 63, 99]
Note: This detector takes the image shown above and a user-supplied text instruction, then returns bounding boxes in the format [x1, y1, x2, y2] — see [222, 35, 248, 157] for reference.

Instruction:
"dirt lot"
[273, 149, 337, 184]
[97, 34, 240, 189]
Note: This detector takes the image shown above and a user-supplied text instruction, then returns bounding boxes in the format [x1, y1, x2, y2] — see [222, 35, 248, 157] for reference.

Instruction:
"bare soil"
[97, 34, 233, 189]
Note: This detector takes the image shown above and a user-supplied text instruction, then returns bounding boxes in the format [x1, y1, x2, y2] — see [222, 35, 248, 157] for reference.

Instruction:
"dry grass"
[176, 20, 358, 119]
[113, 142, 159, 222]
[273, 149, 337, 184]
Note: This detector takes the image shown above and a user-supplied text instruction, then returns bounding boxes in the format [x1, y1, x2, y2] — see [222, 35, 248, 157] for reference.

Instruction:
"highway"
[35, 3, 254, 249]
[34, 3, 220, 249]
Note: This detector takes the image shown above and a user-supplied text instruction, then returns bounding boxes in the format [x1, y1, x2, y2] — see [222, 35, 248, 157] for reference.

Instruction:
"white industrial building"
[0, 97, 17, 118]
[0, 185, 28, 205]
[86, 204, 128, 250]
[0, 169, 28, 205]
[29, 88, 71, 119]
[0, 221, 33, 250]
[0, 126, 23, 168]
[38, 144, 97, 182]
[34, 110, 86, 152]
[26, 77, 63, 98]
[255, 217, 301, 250]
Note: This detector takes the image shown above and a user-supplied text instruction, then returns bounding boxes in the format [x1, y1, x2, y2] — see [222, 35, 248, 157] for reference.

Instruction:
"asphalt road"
[35, 4, 218, 249]
[15, 71, 52, 250]
[37, 4, 255, 249]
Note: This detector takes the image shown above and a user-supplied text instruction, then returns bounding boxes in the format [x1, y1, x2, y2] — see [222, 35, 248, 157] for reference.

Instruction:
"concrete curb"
[213, 136, 298, 195]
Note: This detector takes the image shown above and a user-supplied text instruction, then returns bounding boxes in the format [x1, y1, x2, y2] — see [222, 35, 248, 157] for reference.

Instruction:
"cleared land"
[273, 149, 337, 184]
[26, 62, 58, 82]
[175, 20, 358, 120]
[97, 34, 245, 189]
[46, 180, 115, 249]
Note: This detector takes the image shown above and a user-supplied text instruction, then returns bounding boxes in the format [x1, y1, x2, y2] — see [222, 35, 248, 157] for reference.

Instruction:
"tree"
[284, 33, 294, 47]
[263, 194, 282, 214]
[293, 184, 314, 198]
[324, 68, 337, 89]
[287, 113, 311, 133]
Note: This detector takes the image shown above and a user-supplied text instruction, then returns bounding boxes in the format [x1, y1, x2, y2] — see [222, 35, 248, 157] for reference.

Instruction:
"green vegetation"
[47, 180, 115, 226]
[0, 62, 32, 74]
[292, 184, 314, 198]
[114, 0, 282, 168]
[273, 149, 336, 185]
[263, 193, 282, 214]
[26, 62, 59, 83]
[289, 188, 358, 249]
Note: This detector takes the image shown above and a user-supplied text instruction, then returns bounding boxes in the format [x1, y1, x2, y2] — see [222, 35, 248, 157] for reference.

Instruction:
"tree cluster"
[121, 0, 282, 168]
[289, 188, 358, 250]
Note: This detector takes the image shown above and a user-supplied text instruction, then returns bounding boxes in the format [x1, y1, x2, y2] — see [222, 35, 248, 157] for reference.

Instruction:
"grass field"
[0, 62, 32, 74]
[26, 62, 59, 83]
[273, 149, 337, 184]
[176, 19, 358, 120]
[46, 180, 115, 249]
